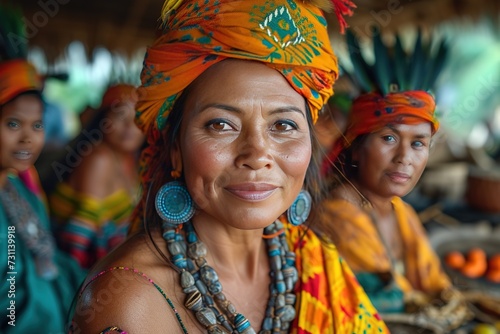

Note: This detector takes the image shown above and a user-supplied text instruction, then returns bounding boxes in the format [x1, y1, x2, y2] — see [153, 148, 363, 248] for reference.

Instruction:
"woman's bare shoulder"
[71, 231, 189, 334]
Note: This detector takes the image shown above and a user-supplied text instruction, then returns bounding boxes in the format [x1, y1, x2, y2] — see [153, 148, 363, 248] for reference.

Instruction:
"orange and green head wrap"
[0, 59, 43, 106]
[131, 0, 353, 228]
[136, 0, 347, 139]
[322, 90, 439, 174]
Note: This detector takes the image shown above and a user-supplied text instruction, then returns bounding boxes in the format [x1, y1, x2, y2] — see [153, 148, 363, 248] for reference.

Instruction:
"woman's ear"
[170, 140, 183, 176]
[350, 135, 367, 164]
[350, 145, 360, 164]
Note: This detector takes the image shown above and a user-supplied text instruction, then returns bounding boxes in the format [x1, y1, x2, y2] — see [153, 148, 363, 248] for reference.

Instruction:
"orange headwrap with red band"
[0, 59, 42, 106]
[322, 90, 439, 173]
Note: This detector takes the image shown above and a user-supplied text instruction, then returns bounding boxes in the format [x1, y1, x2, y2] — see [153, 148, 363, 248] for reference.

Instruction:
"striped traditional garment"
[50, 183, 134, 268]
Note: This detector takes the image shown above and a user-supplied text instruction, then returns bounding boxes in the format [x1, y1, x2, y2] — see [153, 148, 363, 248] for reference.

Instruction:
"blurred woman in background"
[49, 84, 145, 268]
[0, 29, 84, 332]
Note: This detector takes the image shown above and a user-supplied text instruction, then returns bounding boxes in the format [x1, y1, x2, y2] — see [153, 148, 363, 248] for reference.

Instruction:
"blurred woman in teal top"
[0, 28, 85, 333]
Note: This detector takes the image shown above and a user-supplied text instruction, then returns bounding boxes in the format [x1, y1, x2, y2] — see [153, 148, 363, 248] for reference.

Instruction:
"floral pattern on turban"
[136, 0, 340, 141]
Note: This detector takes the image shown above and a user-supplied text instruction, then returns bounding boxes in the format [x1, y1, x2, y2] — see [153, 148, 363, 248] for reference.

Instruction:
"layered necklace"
[162, 219, 298, 333]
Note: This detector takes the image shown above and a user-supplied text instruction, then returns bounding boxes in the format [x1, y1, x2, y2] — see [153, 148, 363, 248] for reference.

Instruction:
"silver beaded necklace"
[162, 219, 298, 333]
[0, 178, 58, 280]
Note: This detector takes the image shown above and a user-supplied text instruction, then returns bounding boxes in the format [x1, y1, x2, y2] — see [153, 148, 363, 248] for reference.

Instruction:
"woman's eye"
[272, 121, 297, 132]
[382, 135, 396, 142]
[412, 140, 425, 148]
[207, 119, 232, 131]
[34, 122, 44, 131]
[7, 121, 19, 128]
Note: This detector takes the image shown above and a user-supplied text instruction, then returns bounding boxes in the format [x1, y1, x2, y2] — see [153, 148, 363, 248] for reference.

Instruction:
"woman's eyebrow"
[198, 103, 242, 114]
[197, 104, 306, 118]
[269, 106, 306, 118]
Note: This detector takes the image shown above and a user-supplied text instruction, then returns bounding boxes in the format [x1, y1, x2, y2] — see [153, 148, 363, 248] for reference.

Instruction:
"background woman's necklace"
[0, 178, 58, 279]
[162, 220, 298, 334]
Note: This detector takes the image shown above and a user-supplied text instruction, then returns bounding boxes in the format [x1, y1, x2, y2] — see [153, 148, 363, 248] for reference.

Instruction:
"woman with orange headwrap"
[48, 84, 145, 269]
[69, 1, 389, 333]
[317, 30, 471, 331]
[0, 4, 84, 332]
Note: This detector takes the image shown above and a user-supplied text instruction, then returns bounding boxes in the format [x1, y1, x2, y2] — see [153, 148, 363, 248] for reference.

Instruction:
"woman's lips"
[13, 151, 33, 160]
[225, 183, 278, 201]
[387, 172, 410, 183]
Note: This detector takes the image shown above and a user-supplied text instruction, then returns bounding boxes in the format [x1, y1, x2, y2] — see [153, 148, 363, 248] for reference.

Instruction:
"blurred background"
[4, 0, 500, 330]
[10, 0, 500, 210]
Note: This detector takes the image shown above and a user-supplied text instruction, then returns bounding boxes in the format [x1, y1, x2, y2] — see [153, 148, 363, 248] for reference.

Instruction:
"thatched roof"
[14, 0, 500, 63]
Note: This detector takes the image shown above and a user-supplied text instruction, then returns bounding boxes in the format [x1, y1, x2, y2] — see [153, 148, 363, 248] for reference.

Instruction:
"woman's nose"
[234, 129, 274, 170]
[20, 129, 33, 143]
[394, 144, 411, 165]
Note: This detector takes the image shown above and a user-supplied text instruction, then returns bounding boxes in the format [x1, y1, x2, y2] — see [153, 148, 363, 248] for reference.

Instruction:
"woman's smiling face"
[173, 59, 312, 229]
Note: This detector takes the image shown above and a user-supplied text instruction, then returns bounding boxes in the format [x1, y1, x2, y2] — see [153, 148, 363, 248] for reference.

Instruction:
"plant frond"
[341, 27, 449, 95]
[0, 2, 28, 61]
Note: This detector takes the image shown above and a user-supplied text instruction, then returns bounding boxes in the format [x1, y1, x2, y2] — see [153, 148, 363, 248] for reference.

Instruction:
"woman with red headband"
[69, 0, 389, 333]
[318, 30, 471, 331]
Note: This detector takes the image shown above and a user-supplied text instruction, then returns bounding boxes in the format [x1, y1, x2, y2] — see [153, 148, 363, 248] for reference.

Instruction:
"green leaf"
[345, 29, 374, 93]
[423, 38, 449, 90]
[0, 3, 28, 60]
[372, 28, 393, 95]
[408, 29, 425, 90]
[393, 34, 408, 91]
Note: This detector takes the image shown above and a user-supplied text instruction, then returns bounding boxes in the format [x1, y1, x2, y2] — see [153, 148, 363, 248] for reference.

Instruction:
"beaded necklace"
[162, 219, 298, 334]
[0, 177, 58, 280]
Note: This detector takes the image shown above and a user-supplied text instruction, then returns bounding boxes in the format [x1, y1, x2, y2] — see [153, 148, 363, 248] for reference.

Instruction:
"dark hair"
[142, 90, 189, 233]
[324, 134, 368, 191]
[309, 133, 370, 247]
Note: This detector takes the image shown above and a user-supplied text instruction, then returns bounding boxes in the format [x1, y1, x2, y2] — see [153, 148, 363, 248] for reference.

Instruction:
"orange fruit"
[488, 254, 500, 270]
[485, 268, 500, 283]
[445, 251, 466, 270]
[468, 248, 487, 261]
[461, 260, 487, 279]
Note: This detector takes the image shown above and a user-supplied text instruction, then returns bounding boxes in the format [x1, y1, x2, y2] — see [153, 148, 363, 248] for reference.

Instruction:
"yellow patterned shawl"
[284, 218, 389, 333]
[319, 196, 451, 294]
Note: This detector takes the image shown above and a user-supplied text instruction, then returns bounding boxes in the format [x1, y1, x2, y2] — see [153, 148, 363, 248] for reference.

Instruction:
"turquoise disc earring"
[287, 190, 312, 226]
[155, 181, 195, 225]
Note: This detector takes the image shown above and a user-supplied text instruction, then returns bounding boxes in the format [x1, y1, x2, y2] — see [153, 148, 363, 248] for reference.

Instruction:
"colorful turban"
[130, 0, 353, 230]
[0, 59, 43, 106]
[78, 85, 138, 129]
[100, 84, 138, 111]
[136, 0, 343, 140]
[322, 90, 439, 174]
